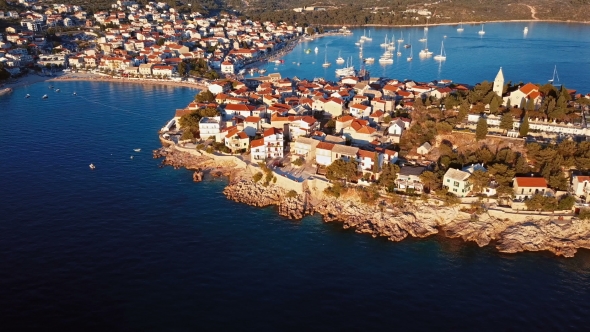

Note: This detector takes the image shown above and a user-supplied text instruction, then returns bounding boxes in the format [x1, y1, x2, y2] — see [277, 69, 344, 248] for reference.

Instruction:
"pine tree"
[489, 97, 499, 114]
[499, 113, 514, 133]
[520, 115, 530, 137]
[526, 98, 535, 111]
[475, 117, 488, 141]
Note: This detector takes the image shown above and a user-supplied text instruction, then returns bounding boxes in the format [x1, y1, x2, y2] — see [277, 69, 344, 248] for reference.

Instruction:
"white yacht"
[457, 22, 464, 32]
[478, 24, 485, 35]
[433, 41, 447, 61]
[42, 94, 48, 99]
[89, 163, 96, 170]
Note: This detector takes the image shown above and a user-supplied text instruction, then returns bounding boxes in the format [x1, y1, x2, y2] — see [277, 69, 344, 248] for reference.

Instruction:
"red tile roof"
[515, 177, 547, 188]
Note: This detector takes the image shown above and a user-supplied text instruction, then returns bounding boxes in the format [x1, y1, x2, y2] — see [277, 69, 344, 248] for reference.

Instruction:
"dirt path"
[526, 5, 538, 20]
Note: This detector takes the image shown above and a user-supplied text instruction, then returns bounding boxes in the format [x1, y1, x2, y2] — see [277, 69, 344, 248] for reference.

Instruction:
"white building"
[443, 168, 472, 197]
[198, 116, 223, 140]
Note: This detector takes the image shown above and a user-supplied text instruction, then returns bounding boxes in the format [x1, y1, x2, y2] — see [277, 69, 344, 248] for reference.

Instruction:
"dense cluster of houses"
[159, 68, 590, 208]
[1, 0, 301, 77]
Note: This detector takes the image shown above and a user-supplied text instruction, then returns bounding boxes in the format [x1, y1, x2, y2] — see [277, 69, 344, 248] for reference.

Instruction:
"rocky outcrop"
[160, 146, 590, 257]
[193, 170, 204, 182]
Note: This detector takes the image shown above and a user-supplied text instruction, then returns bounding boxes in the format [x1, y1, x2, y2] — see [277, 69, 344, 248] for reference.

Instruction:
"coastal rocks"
[160, 145, 590, 257]
[223, 180, 284, 208]
[153, 146, 215, 170]
[496, 217, 590, 257]
[193, 170, 204, 182]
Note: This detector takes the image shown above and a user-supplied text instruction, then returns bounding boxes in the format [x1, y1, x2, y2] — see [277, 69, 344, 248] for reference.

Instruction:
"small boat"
[314, 47, 319, 54]
[25, 94, 30, 98]
[322, 46, 331, 67]
[258, 69, 266, 74]
[404, 44, 411, 48]
[336, 50, 345, 65]
[55, 89, 60, 92]
[42, 94, 48, 99]
[457, 22, 464, 32]
[49, 85, 53, 89]
[130, 156, 134, 159]
[365, 30, 372, 41]
[433, 41, 447, 61]
[380, 34, 389, 47]
[73, 92, 77, 96]
[378, 57, 393, 64]
[524, 27, 528, 33]
[398, 31, 404, 43]
[364, 57, 375, 64]
[478, 24, 485, 35]
[305, 48, 311, 54]
[89, 163, 96, 170]
[548, 65, 560, 84]
[134, 148, 141, 152]
[355, 42, 361, 46]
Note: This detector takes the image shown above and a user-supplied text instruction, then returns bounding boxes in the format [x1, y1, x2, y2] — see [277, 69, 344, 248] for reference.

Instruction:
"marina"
[252, 23, 590, 92]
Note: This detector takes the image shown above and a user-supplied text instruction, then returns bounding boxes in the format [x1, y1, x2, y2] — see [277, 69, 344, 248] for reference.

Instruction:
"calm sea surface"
[3, 23, 590, 330]
[259, 22, 590, 92]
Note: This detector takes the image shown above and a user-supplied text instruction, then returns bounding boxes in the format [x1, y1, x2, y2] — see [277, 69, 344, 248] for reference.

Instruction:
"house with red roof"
[324, 97, 345, 117]
[504, 83, 542, 109]
[513, 177, 548, 200]
[224, 126, 250, 153]
[316, 142, 335, 166]
[343, 119, 378, 146]
[572, 175, 590, 200]
[250, 138, 266, 162]
[244, 116, 263, 137]
[349, 103, 372, 119]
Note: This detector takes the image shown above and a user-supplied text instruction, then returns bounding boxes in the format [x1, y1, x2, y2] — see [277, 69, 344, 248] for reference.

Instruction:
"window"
[453, 181, 460, 187]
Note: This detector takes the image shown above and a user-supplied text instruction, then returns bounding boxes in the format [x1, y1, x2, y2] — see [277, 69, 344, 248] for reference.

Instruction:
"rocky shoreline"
[157, 147, 590, 257]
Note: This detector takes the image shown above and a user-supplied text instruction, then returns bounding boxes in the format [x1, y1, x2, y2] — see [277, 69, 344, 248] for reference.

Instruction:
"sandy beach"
[1, 73, 60, 90]
[1, 71, 208, 90]
[48, 72, 207, 90]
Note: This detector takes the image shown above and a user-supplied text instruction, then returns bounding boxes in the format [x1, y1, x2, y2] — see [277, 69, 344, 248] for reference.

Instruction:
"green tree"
[489, 97, 499, 115]
[549, 172, 569, 191]
[178, 61, 187, 76]
[475, 117, 488, 141]
[457, 101, 470, 123]
[326, 159, 358, 183]
[378, 163, 400, 191]
[519, 115, 530, 137]
[526, 98, 535, 111]
[558, 195, 576, 211]
[499, 113, 513, 134]
[195, 90, 215, 103]
[468, 170, 489, 194]
[419, 171, 438, 193]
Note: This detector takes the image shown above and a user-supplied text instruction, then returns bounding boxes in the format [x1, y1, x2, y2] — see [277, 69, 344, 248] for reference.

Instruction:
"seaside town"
[3, 0, 590, 255]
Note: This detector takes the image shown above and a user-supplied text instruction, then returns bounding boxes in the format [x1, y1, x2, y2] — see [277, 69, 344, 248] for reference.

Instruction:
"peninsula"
[156, 65, 590, 258]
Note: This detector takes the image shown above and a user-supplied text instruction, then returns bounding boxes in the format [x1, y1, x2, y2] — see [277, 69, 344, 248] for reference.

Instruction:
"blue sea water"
[258, 22, 590, 93]
[3, 23, 590, 330]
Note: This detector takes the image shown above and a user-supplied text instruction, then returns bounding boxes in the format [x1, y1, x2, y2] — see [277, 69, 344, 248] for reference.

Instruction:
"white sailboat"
[387, 34, 395, 51]
[548, 65, 560, 84]
[335, 57, 355, 76]
[419, 30, 427, 42]
[424, 18, 429, 31]
[433, 41, 446, 61]
[323, 46, 331, 67]
[336, 50, 345, 64]
[457, 22, 464, 32]
[524, 26, 528, 33]
[419, 37, 433, 57]
[364, 57, 375, 64]
[380, 34, 389, 47]
[365, 30, 372, 41]
[398, 31, 404, 43]
[396, 40, 402, 56]
[407, 45, 413, 62]
[478, 24, 485, 35]
[314, 47, 319, 54]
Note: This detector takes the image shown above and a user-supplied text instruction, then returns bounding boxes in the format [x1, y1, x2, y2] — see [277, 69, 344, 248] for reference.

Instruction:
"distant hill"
[233, 0, 590, 26]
